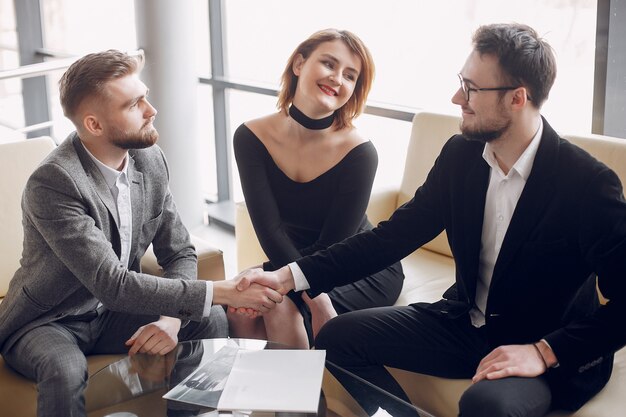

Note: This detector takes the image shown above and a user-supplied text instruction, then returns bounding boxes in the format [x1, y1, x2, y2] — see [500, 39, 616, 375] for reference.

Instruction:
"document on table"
[217, 349, 326, 413]
[163, 343, 241, 408]
[163, 346, 326, 413]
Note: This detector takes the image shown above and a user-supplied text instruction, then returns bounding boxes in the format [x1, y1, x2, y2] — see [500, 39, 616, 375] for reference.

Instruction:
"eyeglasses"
[457, 73, 524, 102]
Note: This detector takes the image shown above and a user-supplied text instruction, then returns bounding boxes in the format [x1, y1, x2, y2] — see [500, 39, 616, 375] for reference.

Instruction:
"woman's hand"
[302, 292, 337, 339]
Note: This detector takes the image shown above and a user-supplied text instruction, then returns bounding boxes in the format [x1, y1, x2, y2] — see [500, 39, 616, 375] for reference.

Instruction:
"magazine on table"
[163, 341, 326, 413]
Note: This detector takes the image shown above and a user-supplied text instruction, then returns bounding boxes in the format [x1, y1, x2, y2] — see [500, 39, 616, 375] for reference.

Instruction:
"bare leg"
[263, 296, 309, 349]
[303, 292, 338, 340]
[226, 310, 267, 340]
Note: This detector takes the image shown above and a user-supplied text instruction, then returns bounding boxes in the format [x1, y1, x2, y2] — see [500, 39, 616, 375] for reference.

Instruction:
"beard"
[109, 122, 159, 150]
[460, 106, 512, 144]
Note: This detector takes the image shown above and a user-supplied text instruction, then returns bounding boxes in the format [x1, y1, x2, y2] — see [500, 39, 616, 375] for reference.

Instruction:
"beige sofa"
[235, 111, 626, 417]
[0, 135, 226, 417]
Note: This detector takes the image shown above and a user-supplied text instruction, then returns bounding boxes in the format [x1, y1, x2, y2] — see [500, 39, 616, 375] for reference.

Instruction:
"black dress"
[234, 124, 404, 339]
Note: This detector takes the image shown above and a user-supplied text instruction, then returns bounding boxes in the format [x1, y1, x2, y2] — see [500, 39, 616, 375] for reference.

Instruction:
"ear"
[82, 114, 104, 136]
[510, 87, 529, 110]
[292, 54, 305, 76]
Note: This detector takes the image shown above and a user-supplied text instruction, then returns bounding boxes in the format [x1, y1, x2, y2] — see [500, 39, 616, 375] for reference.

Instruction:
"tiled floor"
[190, 222, 238, 279]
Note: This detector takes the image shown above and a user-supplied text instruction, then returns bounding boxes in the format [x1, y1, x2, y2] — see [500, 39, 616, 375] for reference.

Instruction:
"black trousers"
[315, 305, 552, 417]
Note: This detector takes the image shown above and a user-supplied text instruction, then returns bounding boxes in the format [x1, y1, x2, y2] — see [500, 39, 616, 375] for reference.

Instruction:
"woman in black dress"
[230, 29, 403, 348]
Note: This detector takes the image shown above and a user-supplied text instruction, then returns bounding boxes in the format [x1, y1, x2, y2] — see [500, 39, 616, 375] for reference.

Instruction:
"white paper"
[217, 349, 326, 413]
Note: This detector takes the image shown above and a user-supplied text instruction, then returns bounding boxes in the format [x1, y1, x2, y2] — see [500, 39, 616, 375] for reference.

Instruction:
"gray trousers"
[2, 306, 228, 417]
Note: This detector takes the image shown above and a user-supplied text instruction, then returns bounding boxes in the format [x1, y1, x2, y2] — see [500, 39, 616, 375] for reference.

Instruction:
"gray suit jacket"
[0, 133, 207, 352]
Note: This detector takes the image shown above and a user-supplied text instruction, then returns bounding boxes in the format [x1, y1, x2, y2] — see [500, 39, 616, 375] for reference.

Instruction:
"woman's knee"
[262, 295, 302, 327]
[226, 309, 264, 338]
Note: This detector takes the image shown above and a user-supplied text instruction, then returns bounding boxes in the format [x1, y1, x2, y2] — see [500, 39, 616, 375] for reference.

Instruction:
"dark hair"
[472, 23, 556, 108]
[59, 49, 143, 123]
[277, 29, 375, 130]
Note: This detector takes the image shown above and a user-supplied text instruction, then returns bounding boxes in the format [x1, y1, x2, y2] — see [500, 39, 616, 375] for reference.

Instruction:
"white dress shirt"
[469, 120, 543, 326]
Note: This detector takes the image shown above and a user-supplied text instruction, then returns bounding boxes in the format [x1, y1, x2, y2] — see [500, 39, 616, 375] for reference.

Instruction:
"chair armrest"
[235, 201, 268, 272]
[140, 235, 225, 281]
[366, 186, 399, 225]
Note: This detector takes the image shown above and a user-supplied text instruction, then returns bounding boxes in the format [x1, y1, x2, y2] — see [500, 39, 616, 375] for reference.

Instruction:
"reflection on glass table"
[85, 338, 431, 417]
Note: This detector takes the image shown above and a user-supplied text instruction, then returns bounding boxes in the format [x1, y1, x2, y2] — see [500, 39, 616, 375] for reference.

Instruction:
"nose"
[451, 87, 465, 106]
[329, 73, 341, 86]
[145, 99, 157, 118]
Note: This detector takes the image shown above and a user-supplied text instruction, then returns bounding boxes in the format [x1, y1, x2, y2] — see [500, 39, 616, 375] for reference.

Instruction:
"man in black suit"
[239, 23, 626, 416]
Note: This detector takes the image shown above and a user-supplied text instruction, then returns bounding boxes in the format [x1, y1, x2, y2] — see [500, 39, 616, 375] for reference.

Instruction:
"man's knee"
[315, 313, 354, 351]
[458, 378, 551, 417]
[315, 312, 375, 367]
[208, 305, 229, 337]
[38, 349, 88, 392]
[459, 387, 512, 417]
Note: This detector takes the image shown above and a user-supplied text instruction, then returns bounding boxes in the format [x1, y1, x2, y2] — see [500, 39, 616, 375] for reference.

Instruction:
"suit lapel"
[459, 154, 490, 302]
[72, 135, 120, 229]
[490, 118, 559, 285]
[127, 154, 144, 266]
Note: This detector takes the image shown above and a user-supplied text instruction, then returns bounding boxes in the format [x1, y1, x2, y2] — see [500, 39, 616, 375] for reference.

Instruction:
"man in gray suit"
[0, 50, 283, 417]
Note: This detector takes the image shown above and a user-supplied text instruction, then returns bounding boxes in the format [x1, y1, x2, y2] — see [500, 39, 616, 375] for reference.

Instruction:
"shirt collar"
[80, 141, 129, 189]
[482, 118, 543, 181]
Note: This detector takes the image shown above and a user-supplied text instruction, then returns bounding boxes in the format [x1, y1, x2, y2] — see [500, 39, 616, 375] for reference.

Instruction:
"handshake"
[213, 266, 296, 316]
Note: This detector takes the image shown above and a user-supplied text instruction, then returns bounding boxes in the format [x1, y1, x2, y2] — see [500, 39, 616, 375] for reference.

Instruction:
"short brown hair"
[59, 49, 143, 123]
[472, 23, 556, 109]
[277, 29, 375, 130]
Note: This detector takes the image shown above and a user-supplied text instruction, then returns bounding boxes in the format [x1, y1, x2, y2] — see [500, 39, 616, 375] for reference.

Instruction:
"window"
[221, 0, 597, 201]
[224, 0, 596, 130]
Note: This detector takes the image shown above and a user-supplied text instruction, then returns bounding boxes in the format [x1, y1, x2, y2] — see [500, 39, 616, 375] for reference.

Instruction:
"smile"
[319, 85, 337, 96]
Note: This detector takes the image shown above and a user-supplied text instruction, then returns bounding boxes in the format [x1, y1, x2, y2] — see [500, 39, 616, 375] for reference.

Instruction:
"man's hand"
[227, 266, 297, 317]
[213, 275, 284, 313]
[236, 266, 295, 295]
[228, 305, 262, 318]
[125, 316, 181, 356]
[473, 344, 548, 383]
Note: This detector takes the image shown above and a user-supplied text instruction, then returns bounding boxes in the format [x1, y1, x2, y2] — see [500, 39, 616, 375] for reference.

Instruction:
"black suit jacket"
[297, 118, 626, 410]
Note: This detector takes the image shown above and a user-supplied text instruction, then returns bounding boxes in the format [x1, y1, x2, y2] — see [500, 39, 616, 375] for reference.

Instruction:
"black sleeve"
[298, 143, 378, 257]
[234, 124, 303, 267]
[297, 137, 454, 296]
[545, 167, 626, 369]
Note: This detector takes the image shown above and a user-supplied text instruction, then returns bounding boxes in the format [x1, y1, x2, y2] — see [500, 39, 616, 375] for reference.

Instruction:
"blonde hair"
[277, 29, 375, 130]
[59, 49, 143, 124]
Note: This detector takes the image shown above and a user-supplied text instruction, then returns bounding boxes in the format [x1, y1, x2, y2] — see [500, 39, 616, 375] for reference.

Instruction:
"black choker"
[289, 105, 335, 130]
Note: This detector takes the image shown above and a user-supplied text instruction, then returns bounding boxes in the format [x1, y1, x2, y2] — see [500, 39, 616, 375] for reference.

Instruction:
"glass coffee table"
[85, 338, 428, 417]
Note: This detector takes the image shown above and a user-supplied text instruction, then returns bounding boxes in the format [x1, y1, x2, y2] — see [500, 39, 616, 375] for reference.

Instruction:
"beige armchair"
[235, 111, 626, 417]
[0, 136, 226, 417]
